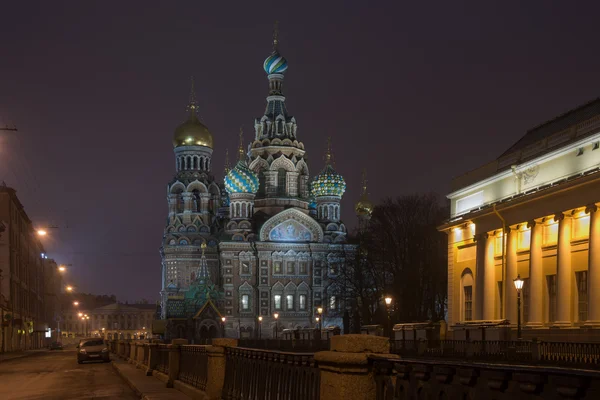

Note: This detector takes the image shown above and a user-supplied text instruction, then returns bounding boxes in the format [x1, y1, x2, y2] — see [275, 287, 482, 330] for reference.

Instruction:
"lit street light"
[78, 313, 83, 317]
[316, 307, 323, 332]
[384, 296, 393, 339]
[73, 301, 79, 306]
[36, 229, 47, 236]
[258, 316, 262, 339]
[58, 265, 66, 272]
[514, 274, 524, 340]
[65, 286, 73, 292]
[273, 313, 279, 339]
[221, 317, 226, 337]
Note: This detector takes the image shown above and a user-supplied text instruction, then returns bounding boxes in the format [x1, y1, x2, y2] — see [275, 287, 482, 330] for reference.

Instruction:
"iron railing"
[370, 356, 600, 400]
[155, 344, 170, 374]
[237, 339, 329, 352]
[178, 345, 209, 390]
[222, 347, 320, 400]
[390, 338, 600, 368]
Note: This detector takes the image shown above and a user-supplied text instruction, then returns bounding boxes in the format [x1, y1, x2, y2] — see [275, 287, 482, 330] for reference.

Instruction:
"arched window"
[258, 171, 266, 196]
[235, 203, 241, 218]
[193, 157, 197, 169]
[461, 269, 474, 322]
[277, 168, 286, 196]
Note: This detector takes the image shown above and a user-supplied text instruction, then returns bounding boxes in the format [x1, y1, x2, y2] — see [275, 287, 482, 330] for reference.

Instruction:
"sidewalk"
[0, 348, 49, 362]
[111, 359, 192, 400]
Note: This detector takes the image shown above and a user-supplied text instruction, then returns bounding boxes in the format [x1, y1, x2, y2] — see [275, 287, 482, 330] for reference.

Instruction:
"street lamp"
[73, 301, 79, 306]
[36, 229, 47, 236]
[221, 317, 226, 337]
[384, 296, 393, 339]
[65, 286, 73, 292]
[514, 274, 524, 340]
[58, 265, 66, 272]
[273, 313, 279, 339]
[258, 316, 263, 339]
[316, 307, 323, 331]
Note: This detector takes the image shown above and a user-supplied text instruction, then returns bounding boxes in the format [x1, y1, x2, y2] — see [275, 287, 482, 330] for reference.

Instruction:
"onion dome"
[263, 52, 288, 74]
[311, 164, 346, 198]
[173, 79, 213, 148]
[308, 195, 317, 210]
[224, 129, 259, 194]
[224, 161, 259, 194]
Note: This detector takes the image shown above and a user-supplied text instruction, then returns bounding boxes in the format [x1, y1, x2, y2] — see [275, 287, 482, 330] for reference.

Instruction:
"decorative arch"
[295, 159, 309, 175]
[259, 208, 324, 242]
[249, 157, 269, 173]
[460, 268, 474, 322]
[272, 281, 285, 291]
[186, 180, 208, 193]
[169, 181, 185, 194]
[269, 155, 295, 172]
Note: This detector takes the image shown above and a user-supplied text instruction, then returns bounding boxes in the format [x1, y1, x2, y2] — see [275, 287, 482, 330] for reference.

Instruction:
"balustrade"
[155, 344, 170, 374]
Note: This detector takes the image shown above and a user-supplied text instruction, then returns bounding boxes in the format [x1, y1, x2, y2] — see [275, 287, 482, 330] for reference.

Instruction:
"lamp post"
[273, 313, 279, 339]
[384, 296, 393, 339]
[258, 316, 262, 339]
[316, 307, 323, 331]
[221, 317, 226, 338]
[514, 274, 524, 340]
[73, 301, 79, 306]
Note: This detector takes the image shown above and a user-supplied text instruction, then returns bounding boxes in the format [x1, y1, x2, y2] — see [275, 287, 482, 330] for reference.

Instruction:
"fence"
[178, 345, 209, 390]
[222, 347, 320, 400]
[238, 338, 329, 352]
[391, 338, 600, 368]
[370, 356, 600, 400]
[155, 344, 170, 374]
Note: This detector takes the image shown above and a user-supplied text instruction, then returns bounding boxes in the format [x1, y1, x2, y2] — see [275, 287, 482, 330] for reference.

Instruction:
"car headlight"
[80, 349, 86, 354]
[102, 348, 108, 352]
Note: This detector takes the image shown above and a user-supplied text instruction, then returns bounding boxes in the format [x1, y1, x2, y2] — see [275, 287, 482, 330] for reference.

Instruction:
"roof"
[94, 302, 154, 313]
[500, 97, 600, 158]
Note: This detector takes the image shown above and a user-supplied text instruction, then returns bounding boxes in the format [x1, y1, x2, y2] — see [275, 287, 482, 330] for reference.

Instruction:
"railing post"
[315, 334, 399, 400]
[206, 338, 238, 400]
[417, 339, 427, 356]
[167, 339, 188, 388]
[466, 338, 474, 359]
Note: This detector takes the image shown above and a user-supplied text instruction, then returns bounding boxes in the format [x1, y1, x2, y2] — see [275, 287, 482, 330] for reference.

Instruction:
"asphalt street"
[0, 349, 138, 399]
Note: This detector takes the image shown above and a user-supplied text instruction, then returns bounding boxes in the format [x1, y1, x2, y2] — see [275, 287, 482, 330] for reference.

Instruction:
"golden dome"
[173, 112, 214, 149]
[355, 195, 374, 216]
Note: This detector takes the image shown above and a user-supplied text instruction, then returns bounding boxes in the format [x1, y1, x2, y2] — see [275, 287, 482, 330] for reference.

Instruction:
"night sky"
[1, 1, 600, 302]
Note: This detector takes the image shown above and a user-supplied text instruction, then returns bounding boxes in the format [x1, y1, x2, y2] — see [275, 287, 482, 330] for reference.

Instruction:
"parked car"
[77, 338, 109, 364]
[49, 341, 63, 350]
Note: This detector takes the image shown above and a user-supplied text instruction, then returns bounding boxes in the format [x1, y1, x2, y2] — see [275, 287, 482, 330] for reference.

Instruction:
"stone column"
[182, 193, 193, 213]
[204, 338, 237, 400]
[505, 228, 518, 324]
[167, 338, 188, 387]
[145, 343, 159, 376]
[474, 233, 487, 320]
[483, 233, 496, 320]
[586, 204, 600, 325]
[168, 194, 178, 216]
[555, 213, 572, 326]
[315, 335, 398, 400]
[287, 171, 299, 197]
[527, 220, 544, 327]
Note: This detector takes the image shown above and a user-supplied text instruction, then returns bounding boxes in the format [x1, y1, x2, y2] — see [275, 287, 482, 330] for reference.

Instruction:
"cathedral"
[159, 29, 372, 340]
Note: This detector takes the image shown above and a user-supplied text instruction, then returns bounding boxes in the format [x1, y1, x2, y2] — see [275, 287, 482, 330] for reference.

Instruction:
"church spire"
[324, 136, 334, 166]
[196, 242, 210, 283]
[238, 127, 245, 162]
[272, 20, 279, 52]
[224, 148, 230, 174]
[186, 76, 199, 116]
[361, 169, 368, 196]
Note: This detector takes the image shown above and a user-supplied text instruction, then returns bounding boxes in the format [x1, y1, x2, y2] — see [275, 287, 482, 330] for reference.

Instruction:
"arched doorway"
[209, 325, 218, 338]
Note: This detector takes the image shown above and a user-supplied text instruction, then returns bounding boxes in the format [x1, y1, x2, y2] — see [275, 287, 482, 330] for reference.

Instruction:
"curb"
[112, 360, 144, 398]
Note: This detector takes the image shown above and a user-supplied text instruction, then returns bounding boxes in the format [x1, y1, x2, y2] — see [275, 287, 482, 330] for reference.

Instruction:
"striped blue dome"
[311, 165, 346, 198]
[224, 161, 259, 194]
[263, 52, 288, 74]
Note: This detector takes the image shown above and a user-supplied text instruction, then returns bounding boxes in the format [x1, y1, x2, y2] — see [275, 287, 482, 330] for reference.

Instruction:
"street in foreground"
[0, 349, 137, 400]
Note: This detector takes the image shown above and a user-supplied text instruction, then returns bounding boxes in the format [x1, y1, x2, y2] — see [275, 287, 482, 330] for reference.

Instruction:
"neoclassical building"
[159, 30, 357, 340]
[440, 98, 600, 340]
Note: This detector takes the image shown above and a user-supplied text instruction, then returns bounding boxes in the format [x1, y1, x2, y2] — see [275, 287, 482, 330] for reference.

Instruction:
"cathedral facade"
[159, 32, 366, 340]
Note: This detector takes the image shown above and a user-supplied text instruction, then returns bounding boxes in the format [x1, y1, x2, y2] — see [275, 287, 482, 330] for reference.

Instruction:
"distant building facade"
[159, 31, 359, 340]
[61, 302, 156, 340]
[0, 185, 59, 351]
[440, 99, 600, 340]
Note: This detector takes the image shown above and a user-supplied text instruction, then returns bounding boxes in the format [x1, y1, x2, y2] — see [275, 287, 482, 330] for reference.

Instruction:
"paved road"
[0, 349, 138, 400]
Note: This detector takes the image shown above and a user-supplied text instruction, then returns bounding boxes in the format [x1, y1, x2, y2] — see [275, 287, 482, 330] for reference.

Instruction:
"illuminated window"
[299, 262, 308, 274]
[241, 294, 249, 311]
[273, 262, 282, 274]
[286, 295, 294, 310]
[286, 262, 295, 274]
[299, 294, 306, 310]
[576, 271, 588, 322]
[241, 263, 250, 274]
[543, 223, 558, 246]
[573, 215, 590, 239]
[463, 286, 473, 321]
[517, 229, 531, 250]
[273, 295, 282, 310]
[329, 296, 337, 310]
